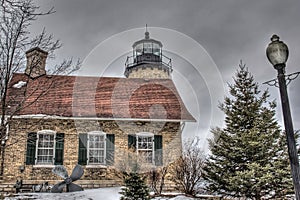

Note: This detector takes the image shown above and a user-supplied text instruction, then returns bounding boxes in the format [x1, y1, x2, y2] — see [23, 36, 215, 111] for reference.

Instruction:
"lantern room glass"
[133, 41, 162, 61]
[134, 43, 143, 57]
[144, 42, 152, 53]
[153, 43, 161, 56]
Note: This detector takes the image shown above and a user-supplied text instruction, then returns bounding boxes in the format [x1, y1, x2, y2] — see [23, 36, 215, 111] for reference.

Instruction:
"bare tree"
[170, 138, 206, 196]
[149, 146, 179, 195]
[149, 165, 168, 195]
[0, 0, 80, 177]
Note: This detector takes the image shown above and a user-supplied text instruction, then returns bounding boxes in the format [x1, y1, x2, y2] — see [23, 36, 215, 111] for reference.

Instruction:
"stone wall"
[127, 66, 170, 79]
[3, 118, 182, 183]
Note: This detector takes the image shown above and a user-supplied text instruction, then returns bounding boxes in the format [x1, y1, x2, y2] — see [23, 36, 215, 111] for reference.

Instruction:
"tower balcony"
[124, 54, 172, 78]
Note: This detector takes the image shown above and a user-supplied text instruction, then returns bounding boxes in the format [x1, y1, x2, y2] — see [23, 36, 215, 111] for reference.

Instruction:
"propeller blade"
[52, 165, 68, 179]
[67, 183, 84, 192]
[70, 164, 84, 181]
[51, 181, 66, 193]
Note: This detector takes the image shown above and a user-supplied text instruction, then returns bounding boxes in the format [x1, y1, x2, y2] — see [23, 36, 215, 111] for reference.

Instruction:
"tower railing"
[125, 54, 172, 72]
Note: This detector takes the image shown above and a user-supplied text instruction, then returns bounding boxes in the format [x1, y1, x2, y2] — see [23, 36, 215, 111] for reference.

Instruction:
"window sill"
[85, 165, 107, 169]
[33, 164, 54, 168]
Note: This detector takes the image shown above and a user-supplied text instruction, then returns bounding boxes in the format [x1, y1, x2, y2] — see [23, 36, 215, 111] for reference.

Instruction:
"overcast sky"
[30, 0, 300, 152]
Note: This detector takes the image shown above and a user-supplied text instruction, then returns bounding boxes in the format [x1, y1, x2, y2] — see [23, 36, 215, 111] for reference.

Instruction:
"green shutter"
[154, 135, 163, 166]
[54, 133, 64, 165]
[26, 132, 37, 165]
[106, 134, 115, 166]
[128, 135, 138, 171]
[78, 134, 87, 165]
[128, 135, 136, 151]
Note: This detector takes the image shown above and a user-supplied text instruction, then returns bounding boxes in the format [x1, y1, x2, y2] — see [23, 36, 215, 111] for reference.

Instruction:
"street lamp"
[266, 34, 300, 199]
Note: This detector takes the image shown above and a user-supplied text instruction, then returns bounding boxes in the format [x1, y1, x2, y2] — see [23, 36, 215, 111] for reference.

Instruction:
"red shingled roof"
[7, 73, 195, 121]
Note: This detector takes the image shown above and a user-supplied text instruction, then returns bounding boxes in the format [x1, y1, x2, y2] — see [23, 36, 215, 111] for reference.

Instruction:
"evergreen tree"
[120, 172, 150, 200]
[204, 63, 293, 199]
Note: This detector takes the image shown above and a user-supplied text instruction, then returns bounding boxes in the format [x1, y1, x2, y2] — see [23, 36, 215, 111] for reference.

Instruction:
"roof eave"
[11, 114, 196, 122]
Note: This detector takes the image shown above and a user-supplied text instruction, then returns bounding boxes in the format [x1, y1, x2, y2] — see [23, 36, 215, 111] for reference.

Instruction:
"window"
[143, 42, 152, 54]
[36, 130, 56, 164]
[78, 132, 115, 166]
[26, 131, 64, 165]
[134, 44, 143, 56]
[136, 133, 154, 164]
[88, 132, 106, 165]
[153, 43, 161, 57]
[128, 133, 163, 166]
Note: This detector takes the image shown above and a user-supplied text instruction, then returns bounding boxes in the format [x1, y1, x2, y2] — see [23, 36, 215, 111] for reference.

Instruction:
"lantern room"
[125, 29, 172, 79]
[132, 31, 162, 63]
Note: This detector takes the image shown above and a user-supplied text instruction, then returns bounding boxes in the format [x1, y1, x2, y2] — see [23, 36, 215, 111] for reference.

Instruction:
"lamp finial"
[271, 34, 280, 42]
[145, 24, 149, 39]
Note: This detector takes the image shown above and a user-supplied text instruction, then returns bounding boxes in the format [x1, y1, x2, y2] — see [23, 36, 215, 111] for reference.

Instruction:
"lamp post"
[266, 34, 300, 199]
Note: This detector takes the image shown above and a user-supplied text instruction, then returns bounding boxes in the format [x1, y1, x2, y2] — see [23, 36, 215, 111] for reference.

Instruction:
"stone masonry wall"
[3, 118, 181, 184]
[127, 67, 170, 79]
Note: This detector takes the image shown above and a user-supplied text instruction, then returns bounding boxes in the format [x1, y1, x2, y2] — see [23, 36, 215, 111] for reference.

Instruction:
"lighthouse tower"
[124, 29, 172, 79]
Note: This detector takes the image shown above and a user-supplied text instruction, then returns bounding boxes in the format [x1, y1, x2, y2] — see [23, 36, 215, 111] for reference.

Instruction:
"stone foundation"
[0, 179, 122, 195]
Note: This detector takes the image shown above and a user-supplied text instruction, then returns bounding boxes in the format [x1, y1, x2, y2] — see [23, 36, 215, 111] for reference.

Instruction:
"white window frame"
[35, 130, 56, 165]
[136, 132, 154, 165]
[87, 131, 106, 165]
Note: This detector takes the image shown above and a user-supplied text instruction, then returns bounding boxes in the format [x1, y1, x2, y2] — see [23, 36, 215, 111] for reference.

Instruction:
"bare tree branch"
[170, 138, 206, 196]
[0, 0, 81, 177]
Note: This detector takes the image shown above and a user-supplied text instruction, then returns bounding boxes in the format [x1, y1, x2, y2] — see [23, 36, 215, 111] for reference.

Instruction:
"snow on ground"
[4, 187, 197, 200]
[5, 187, 122, 200]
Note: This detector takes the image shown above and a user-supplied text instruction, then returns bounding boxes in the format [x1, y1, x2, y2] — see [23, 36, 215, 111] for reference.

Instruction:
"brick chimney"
[25, 47, 48, 78]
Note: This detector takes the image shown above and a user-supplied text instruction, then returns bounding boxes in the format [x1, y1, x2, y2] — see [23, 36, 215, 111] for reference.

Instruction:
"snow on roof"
[12, 81, 27, 88]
